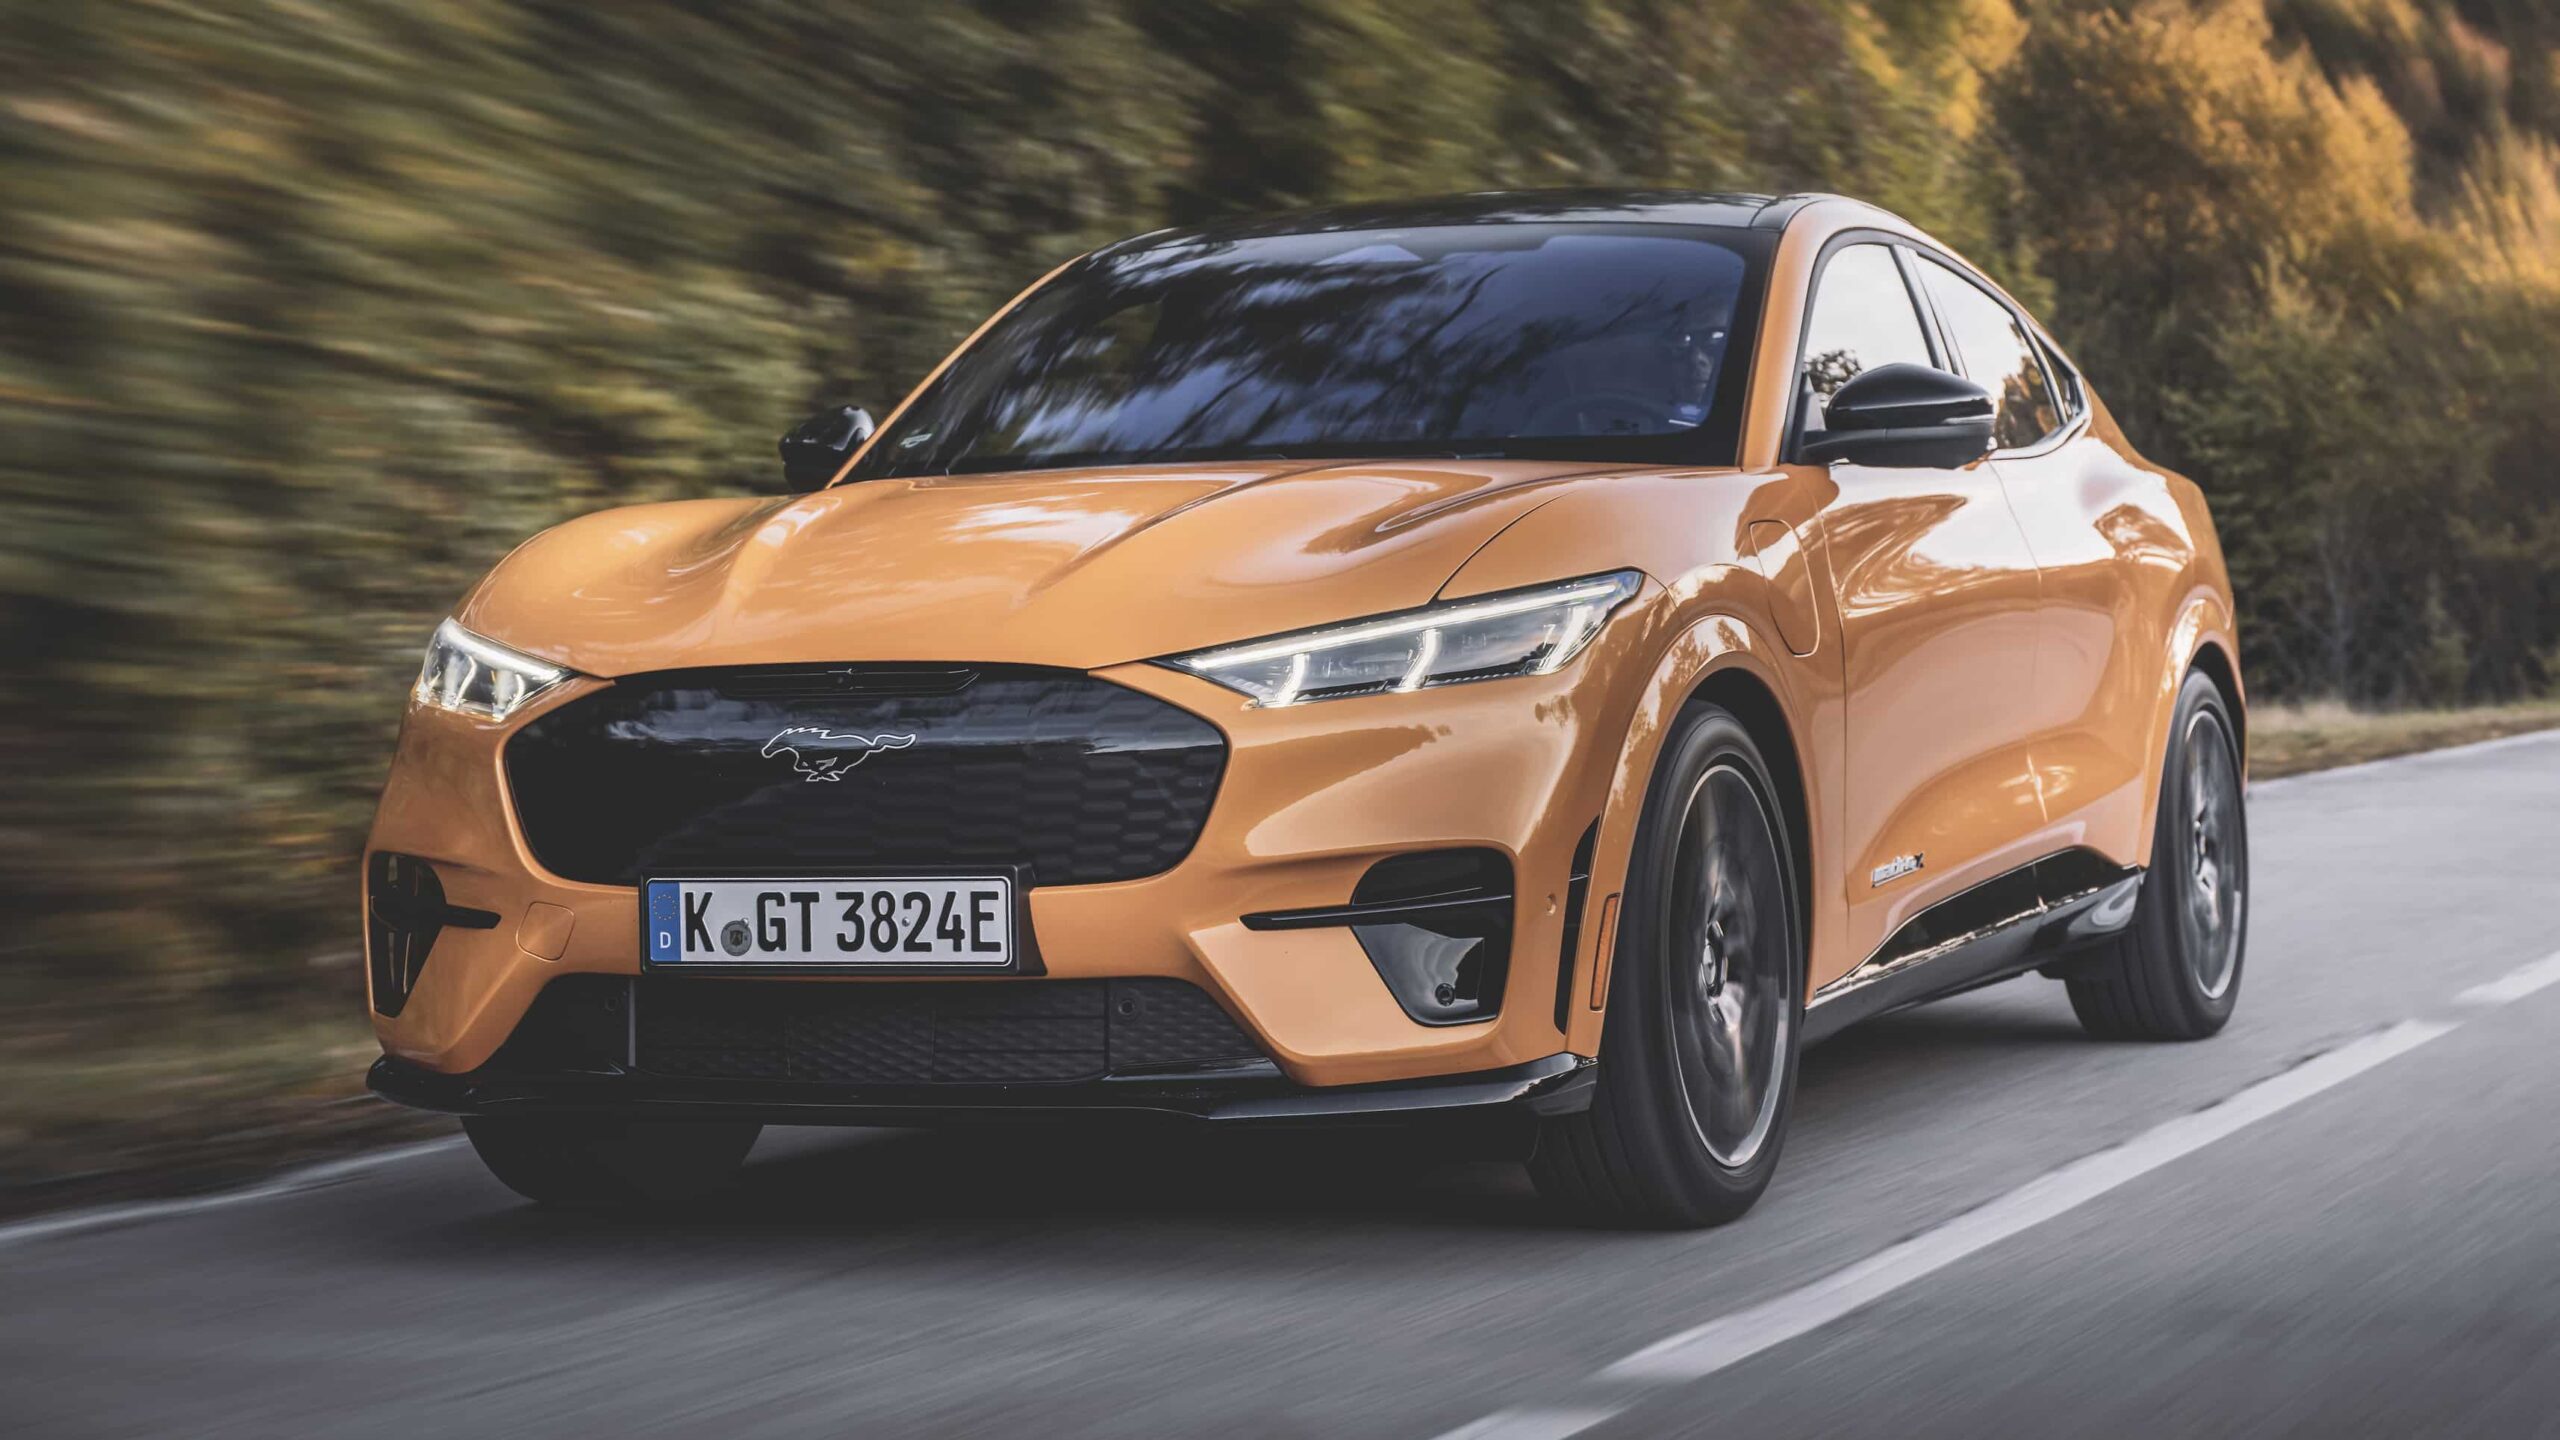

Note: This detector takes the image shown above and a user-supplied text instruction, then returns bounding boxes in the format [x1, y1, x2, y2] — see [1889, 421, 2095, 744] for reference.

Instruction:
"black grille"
[489, 974, 629, 1071]
[631, 977, 1264, 1085]
[505, 664, 1226, 887]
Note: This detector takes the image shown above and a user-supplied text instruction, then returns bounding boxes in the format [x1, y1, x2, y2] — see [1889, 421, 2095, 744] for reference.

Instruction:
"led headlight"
[1164, 571, 1642, 707]
[413, 618, 573, 721]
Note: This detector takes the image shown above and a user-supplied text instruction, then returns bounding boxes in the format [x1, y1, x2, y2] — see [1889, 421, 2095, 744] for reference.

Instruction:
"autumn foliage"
[1, 0, 2554, 1004]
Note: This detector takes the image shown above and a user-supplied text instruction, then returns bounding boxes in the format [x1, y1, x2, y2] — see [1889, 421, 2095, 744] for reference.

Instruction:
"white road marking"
[1435, 1406, 1630, 1440]
[1605, 1019, 2451, 1383]
[0, 1137, 463, 1252]
[2455, 949, 2560, 1007]
[1429, 942, 2560, 1440]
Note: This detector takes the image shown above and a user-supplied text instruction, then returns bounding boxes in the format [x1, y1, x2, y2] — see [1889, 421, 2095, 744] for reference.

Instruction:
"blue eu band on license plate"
[644, 877, 1014, 968]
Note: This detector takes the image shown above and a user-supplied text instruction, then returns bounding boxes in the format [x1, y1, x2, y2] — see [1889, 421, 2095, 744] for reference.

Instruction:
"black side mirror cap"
[1795, 363, 1996, 469]
[779, 404, 876, 492]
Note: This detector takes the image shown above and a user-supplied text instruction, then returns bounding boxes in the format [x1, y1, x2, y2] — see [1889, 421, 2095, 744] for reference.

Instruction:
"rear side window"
[2038, 336, 2086, 423]
[1914, 256, 2061, 450]
[1799, 243, 1933, 413]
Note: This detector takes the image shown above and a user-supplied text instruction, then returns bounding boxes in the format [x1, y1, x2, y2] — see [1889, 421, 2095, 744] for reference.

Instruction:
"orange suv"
[366, 192, 2247, 1227]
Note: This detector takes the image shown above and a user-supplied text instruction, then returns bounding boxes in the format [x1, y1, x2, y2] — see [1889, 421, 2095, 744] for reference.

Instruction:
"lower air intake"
[630, 977, 1264, 1085]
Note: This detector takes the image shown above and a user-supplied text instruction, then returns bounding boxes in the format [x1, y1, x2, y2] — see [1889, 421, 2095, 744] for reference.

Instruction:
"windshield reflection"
[857, 225, 1755, 479]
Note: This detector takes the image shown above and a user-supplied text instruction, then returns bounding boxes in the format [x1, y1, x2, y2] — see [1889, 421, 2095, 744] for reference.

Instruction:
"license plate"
[644, 876, 1014, 969]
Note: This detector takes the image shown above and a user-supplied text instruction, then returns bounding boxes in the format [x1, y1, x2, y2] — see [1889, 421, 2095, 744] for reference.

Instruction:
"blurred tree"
[0, 0, 2553, 1016]
[1993, 0, 2435, 440]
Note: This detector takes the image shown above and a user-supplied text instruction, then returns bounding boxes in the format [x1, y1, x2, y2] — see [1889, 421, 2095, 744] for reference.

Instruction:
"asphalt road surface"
[8, 732, 2560, 1439]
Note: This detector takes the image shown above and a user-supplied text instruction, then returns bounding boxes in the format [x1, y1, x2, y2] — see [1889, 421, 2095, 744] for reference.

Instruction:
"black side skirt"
[1805, 863, 2143, 1045]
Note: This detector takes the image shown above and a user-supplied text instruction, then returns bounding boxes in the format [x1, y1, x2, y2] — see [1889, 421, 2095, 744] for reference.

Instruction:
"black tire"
[1530, 704, 1804, 1228]
[2064, 670, 2249, 1040]
[462, 1116, 761, 1209]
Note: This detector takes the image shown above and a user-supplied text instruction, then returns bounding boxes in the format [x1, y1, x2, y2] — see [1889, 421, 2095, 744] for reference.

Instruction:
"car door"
[1794, 241, 2049, 974]
[1910, 255, 2169, 868]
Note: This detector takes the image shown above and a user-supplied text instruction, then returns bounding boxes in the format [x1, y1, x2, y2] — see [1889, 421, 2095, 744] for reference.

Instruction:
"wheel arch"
[1683, 666, 1816, 957]
[2132, 593, 2247, 863]
[1564, 608, 1826, 1055]
[2187, 637, 2247, 775]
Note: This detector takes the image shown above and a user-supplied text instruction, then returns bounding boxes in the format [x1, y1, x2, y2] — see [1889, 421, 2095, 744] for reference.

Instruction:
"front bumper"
[365, 618, 1660, 1093]
[369, 1051, 1596, 1126]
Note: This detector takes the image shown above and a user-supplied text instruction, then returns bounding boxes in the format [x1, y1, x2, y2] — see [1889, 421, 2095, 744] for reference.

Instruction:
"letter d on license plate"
[644, 876, 1015, 969]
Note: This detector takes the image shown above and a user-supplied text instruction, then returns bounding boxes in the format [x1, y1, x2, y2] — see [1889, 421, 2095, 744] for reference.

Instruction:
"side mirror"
[1796, 364, 1995, 469]
[778, 404, 876, 493]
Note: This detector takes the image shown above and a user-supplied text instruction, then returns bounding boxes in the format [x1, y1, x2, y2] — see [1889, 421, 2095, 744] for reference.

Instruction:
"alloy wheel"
[2181, 709, 2247, 1000]
[1662, 762, 1796, 1169]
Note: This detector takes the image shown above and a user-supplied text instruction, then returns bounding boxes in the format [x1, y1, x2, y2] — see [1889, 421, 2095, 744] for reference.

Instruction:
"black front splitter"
[369, 1052, 1597, 1127]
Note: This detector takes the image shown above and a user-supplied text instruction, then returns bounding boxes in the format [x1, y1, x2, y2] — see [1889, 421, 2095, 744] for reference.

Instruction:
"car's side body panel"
[1996, 412, 2224, 868]
[1746, 203, 2066, 976]
[1744, 200, 2241, 989]
[1798, 453, 2049, 968]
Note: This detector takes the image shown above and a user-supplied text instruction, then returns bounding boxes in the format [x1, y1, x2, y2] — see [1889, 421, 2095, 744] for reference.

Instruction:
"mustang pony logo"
[760, 727, 917, 782]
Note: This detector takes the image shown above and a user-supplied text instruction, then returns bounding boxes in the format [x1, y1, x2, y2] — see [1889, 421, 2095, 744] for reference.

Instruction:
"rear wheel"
[2064, 670, 2248, 1040]
[462, 1116, 761, 1209]
[1531, 705, 1802, 1228]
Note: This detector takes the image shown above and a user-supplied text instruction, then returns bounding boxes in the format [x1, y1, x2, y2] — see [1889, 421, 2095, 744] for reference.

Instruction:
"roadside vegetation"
[0, 1014, 443, 1220]
[1, 1, 2556, 1208]
[2250, 697, 2560, 778]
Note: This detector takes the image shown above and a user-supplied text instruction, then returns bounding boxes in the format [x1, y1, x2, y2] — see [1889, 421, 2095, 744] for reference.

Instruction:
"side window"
[1915, 256, 2061, 450]
[2037, 335, 2086, 423]
[1800, 243, 1934, 413]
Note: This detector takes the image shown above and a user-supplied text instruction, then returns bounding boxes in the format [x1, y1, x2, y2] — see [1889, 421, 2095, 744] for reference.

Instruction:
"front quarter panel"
[365, 684, 638, 1071]
[1441, 465, 1853, 1018]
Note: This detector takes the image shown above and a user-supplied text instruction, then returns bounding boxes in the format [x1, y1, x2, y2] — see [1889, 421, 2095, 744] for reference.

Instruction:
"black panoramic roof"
[1103, 189, 1845, 255]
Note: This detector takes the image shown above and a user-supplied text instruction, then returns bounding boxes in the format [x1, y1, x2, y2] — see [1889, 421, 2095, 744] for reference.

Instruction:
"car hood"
[454, 460, 1622, 677]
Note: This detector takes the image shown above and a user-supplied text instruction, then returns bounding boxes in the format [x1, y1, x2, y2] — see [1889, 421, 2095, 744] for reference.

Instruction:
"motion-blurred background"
[2, 0, 2556, 1205]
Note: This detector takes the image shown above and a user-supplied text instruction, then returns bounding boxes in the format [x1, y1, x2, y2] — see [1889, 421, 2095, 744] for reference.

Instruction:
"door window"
[1914, 256, 2061, 450]
[1800, 244, 1934, 414]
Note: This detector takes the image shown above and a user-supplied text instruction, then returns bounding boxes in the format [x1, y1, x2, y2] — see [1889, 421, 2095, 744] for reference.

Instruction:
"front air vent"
[365, 852, 498, 1017]
[1243, 848, 1516, 1026]
[1552, 823, 1599, 1032]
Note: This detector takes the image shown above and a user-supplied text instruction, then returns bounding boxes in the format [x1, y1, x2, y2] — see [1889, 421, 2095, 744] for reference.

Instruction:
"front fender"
[2136, 590, 2246, 859]
[1563, 610, 1829, 1056]
[1441, 466, 1849, 1045]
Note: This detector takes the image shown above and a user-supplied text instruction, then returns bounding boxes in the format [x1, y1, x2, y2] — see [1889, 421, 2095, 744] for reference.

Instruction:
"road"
[7, 732, 2560, 1439]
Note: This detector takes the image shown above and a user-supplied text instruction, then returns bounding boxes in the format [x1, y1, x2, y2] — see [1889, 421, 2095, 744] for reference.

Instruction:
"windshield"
[850, 223, 1762, 479]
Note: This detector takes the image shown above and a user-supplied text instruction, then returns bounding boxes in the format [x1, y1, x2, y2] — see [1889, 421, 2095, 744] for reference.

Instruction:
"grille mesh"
[633, 977, 1264, 1085]
[505, 664, 1226, 887]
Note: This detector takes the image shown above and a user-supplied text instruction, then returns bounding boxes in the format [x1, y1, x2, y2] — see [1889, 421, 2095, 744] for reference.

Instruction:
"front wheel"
[2063, 669, 2249, 1040]
[463, 1115, 761, 1209]
[1530, 704, 1803, 1228]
